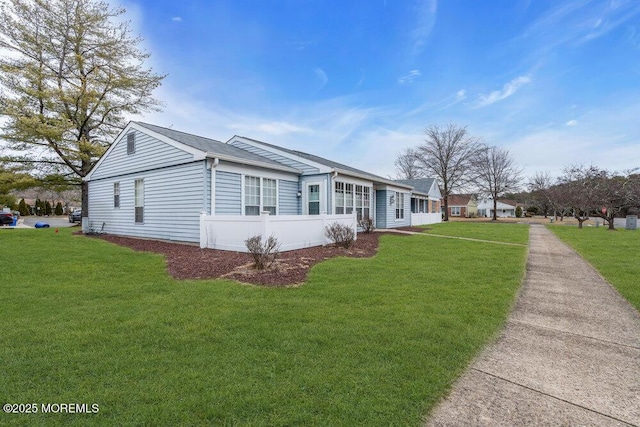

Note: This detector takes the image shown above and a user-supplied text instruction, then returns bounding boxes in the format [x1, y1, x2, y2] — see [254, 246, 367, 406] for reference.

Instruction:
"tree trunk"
[492, 198, 498, 221]
[607, 214, 616, 230]
[81, 180, 89, 232]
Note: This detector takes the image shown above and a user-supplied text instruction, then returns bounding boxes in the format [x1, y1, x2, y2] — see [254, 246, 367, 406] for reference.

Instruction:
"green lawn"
[421, 221, 530, 245]
[1, 226, 527, 425]
[549, 225, 640, 311]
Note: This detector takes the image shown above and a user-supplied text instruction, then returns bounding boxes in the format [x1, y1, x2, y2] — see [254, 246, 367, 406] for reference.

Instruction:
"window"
[244, 176, 261, 215]
[127, 133, 135, 155]
[430, 200, 438, 213]
[451, 206, 461, 216]
[245, 176, 278, 215]
[363, 187, 370, 219]
[335, 182, 344, 214]
[134, 179, 144, 223]
[395, 192, 404, 220]
[113, 182, 120, 208]
[344, 184, 353, 214]
[308, 184, 320, 215]
[263, 178, 276, 215]
[336, 182, 371, 218]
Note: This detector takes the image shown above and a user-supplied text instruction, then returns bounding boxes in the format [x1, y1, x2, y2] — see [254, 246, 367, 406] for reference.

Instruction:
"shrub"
[358, 216, 374, 233]
[515, 206, 523, 218]
[325, 222, 355, 249]
[245, 235, 281, 270]
[54, 202, 63, 215]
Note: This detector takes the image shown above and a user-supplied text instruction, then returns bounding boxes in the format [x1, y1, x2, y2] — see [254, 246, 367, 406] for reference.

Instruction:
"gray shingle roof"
[135, 122, 294, 171]
[236, 135, 407, 186]
[394, 178, 436, 195]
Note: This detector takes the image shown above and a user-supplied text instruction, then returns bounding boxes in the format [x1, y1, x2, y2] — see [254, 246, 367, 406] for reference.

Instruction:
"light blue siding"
[230, 140, 319, 174]
[91, 130, 195, 180]
[374, 189, 411, 229]
[279, 180, 300, 215]
[88, 162, 205, 242]
[376, 190, 388, 229]
[215, 171, 242, 215]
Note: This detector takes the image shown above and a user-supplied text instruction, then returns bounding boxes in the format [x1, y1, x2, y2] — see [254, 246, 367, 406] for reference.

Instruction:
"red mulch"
[94, 232, 385, 286]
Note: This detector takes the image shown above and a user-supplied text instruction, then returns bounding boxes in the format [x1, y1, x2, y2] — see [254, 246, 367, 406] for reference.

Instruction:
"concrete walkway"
[426, 224, 640, 426]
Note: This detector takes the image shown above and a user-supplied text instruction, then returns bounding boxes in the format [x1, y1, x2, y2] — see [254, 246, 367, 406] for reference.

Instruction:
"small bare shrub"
[245, 234, 281, 270]
[358, 216, 375, 233]
[325, 222, 355, 249]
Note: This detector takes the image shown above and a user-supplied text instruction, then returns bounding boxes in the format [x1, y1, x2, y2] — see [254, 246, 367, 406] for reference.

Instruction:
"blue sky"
[122, 0, 640, 182]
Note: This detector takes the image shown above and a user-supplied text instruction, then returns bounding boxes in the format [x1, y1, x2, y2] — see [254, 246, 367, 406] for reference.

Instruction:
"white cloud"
[313, 67, 328, 91]
[409, 0, 437, 57]
[565, 119, 578, 126]
[256, 122, 309, 136]
[398, 69, 421, 84]
[171, 16, 182, 22]
[477, 75, 532, 107]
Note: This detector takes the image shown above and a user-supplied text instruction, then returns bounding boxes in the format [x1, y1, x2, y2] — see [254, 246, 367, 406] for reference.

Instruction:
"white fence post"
[321, 211, 327, 246]
[261, 211, 271, 239]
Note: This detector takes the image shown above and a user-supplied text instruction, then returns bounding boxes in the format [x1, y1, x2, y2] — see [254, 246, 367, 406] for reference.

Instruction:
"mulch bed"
[95, 232, 386, 286]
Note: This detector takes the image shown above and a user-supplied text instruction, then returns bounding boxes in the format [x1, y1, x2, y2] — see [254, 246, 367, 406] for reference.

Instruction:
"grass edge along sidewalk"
[549, 225, 640, 312]
[1, 225, 528, 425]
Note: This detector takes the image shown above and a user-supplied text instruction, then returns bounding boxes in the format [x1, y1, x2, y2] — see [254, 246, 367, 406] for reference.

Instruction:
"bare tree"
[472, 146, 522, 221]
[558, 165, 600, 229]
[527, 171, 553, 217]
[414, 124, 485, 221]
[393, 148, 424, 179]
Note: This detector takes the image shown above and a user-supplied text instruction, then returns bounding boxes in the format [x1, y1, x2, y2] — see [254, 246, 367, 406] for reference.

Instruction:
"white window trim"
[242, 174, 279, 216]
[134, 178, 144, 224]
[303, 180, 325, 215]
[333, 179, 372, 217]
[395, 191, 405, 221]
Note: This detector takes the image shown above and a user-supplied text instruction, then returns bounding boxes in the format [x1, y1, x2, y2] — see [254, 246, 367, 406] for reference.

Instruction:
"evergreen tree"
[18, 198, 29, 216]
[54, 202, 63, 215]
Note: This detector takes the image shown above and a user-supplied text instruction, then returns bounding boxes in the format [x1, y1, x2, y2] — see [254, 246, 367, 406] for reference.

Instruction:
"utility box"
[626, 215, 638, 230]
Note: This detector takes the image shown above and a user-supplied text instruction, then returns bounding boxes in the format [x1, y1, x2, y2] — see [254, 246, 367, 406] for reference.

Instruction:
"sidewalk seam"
[471, 368, 638, 427]
[509, 319, 640, 351]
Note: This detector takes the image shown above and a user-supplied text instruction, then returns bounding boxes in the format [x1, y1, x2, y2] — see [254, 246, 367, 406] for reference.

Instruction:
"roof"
[394, 178, 436, 195]
[447, 194, 475, 206]
[135, 122, 295, 171]
[233, 135, 411, 188]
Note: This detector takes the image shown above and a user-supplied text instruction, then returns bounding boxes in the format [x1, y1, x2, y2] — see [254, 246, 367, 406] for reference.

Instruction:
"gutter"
[205, 152, 301, 174]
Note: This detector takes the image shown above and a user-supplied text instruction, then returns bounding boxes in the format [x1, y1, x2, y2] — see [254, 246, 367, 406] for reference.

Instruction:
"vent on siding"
[127, 133, 135, 154]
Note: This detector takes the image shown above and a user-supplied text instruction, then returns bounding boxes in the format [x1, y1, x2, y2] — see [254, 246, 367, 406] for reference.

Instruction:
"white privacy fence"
[410, 212, 442, 226]
[200, 212, 358, 252]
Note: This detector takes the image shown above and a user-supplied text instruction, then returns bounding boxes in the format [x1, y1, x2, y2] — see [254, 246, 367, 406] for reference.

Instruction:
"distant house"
[85, 122, 442, 251]
[445, 194, 477, 218]
[477, 198, 517, 218]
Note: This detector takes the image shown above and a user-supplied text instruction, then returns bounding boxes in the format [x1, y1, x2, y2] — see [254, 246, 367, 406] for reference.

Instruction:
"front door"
[308, 184, 320, 215]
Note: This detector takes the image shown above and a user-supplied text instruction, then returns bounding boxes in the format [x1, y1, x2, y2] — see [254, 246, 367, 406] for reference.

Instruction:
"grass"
[0, 225, 527, 425]
[420, 221, 530, 245]
[549, 225, 640, 311]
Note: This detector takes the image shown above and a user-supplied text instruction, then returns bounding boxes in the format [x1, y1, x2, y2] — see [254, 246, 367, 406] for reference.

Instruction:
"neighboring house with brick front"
[446, 194, 477, 218]
[85, 122, 442, 251]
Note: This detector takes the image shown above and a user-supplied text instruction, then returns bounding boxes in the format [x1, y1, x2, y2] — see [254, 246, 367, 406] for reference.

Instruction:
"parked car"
[0, 212, 14, 226]
[68, 209, 82, 223]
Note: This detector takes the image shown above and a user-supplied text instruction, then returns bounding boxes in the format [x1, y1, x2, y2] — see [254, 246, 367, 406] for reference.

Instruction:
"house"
[395, 178, 442, 223]
[445, 194, 477, 218]
[477, 198, 517, 218]
[85, 122, 442, 251]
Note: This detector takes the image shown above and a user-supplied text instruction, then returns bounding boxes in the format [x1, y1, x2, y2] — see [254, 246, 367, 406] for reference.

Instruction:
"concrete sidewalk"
[426, 224, 640, 426]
